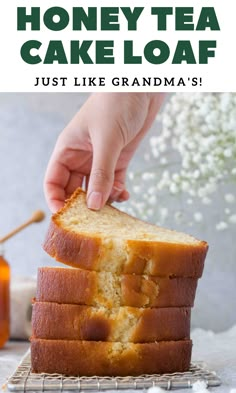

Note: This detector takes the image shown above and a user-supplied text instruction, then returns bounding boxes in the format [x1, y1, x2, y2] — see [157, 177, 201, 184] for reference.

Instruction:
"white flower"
[181, 181, 190, 192]
[128, 172, 134, 180]
[228, 215, 236, 224]
[142, 172, 155, 181]
[224, 148, 233, 158]
[170, 183, 179, 194]
[162, 170, 170, 180]
[151, 148, 160, 158]
[134, 202, 145, 211]
[193, 170, 200, 179]
[224, 194, 235, 204]
[202, 197, 212, 205]
[160, 207, 169, 219]
[150, 136, 159, 147]
[198, 188, 208, 198]
[216, 222, 228, 231]
[149, 195, 157, 205]
[133, 186, 141, 194]
[205, 183, 217, 194]
[172, 173, 180, 182]
[189, 189, 197, 197]
[159, 143, 167, 153]
[194, 212, 203, 222]
[160, 157, 168, 165]
[163, 129, 171, 138]
[147, 187, 157, 195]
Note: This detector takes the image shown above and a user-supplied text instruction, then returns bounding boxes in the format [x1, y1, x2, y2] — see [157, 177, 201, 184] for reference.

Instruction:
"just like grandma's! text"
[34, 76, 203, 87]
[17, 6, 220, 65]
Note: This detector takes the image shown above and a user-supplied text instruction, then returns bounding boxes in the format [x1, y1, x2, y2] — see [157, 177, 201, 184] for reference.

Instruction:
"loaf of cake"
[31, 188, 208, 376]
[32, 302, 190, 342]
[36, 267, 198, 308]
[43, 188, 208, 277]
[31, 339, 192, 376]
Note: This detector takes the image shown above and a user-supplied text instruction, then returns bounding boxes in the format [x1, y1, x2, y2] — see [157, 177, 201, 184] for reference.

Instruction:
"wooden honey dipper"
[0, 210, 45, 243]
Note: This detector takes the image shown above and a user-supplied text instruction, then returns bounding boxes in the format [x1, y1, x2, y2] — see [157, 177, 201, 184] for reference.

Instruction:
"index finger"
[44, 159, 70, 213]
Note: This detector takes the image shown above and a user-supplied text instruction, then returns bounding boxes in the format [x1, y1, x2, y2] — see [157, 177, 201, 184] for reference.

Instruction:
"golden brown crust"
[36, 267, 198, 308]
[43, 222, 102, 271]
[32, 302, 190, 343]
[36, 267, 95, 306]
[31, 339, 192, 376]
[121, 274, 197, 307]
[124, 240, 207, 276]
[43, 222, 207, 277]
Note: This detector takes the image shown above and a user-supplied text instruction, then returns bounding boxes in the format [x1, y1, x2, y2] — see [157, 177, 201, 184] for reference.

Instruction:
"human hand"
[44, 93, 164, 212]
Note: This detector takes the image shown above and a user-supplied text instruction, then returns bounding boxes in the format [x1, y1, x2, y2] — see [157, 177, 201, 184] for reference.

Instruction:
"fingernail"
[113, 186, 123, 192]
[87, 192, 103, 210]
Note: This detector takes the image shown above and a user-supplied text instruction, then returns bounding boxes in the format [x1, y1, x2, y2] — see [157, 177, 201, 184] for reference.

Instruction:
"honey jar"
[0, 210, 45, 348]
[0, 245, 10, 348]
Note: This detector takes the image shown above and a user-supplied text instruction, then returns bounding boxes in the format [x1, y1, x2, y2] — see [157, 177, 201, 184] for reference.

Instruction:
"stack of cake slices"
[31, 188, 208, 376]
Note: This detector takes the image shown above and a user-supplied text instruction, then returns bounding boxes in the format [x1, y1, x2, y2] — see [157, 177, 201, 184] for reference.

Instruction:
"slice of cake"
[32, 302, 190, 342]
[31, 339, 192, 376]
[43, 188, 208, 276]
[36, 267, 198, 308]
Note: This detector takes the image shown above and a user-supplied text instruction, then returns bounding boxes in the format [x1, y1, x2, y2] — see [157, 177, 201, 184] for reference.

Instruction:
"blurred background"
[0, 93, 235, 334]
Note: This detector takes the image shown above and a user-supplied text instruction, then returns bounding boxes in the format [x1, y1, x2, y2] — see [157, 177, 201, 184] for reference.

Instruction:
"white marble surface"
[1, 326, 236, 393]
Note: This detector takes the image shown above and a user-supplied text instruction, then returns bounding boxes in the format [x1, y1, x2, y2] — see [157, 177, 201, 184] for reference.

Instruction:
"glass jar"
[0, 245, 10, 348]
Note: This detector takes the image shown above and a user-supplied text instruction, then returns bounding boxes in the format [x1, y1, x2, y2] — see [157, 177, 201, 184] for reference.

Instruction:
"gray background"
[0, 93, 235, 333]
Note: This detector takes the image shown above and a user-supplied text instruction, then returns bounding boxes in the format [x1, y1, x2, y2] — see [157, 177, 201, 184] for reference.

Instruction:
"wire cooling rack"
[7, 350, 221, 392]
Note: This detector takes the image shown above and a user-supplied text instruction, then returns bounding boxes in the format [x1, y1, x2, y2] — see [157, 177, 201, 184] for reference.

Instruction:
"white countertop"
[1, 327, 236, 393]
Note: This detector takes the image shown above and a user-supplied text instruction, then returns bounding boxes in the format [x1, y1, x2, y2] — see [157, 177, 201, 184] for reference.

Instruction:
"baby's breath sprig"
[123, 93, 236, 231]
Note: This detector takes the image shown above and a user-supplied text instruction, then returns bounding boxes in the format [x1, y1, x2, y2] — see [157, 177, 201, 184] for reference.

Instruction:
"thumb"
[87, 135, 122, 210]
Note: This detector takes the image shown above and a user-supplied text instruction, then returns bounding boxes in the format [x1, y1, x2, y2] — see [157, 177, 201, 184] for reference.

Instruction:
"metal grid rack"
[7, 350, 221, 392]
